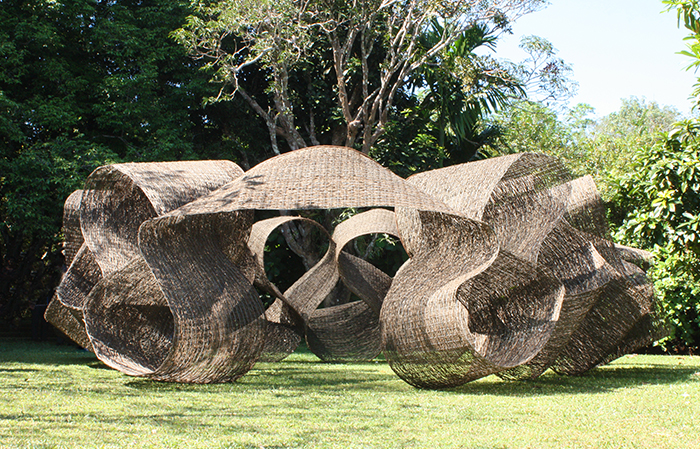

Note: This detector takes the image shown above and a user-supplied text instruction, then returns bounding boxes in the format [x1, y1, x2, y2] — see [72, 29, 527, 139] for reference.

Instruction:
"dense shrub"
[612, 120, 700, 352]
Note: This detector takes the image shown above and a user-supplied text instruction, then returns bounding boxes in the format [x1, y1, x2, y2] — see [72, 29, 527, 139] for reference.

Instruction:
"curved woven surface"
[53, 160, 250, 382]
[248, 216, 327, 362]
[44, 294, 92, 350]
[46, 191, 98, 349]
[381, 211, 563, 388]
[53, 145, 661, 387]
[333, 208, 398, 315]
[62, 189, 85, 265]
[381, 154, 571, 388]
[304, 209, 402, 362]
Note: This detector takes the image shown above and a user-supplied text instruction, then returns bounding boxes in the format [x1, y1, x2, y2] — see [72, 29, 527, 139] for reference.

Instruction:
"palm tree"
[408, 19, 525, 164]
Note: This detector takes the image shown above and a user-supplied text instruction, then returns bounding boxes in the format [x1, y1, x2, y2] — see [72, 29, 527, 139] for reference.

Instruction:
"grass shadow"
[450, 364, 700, 396]
[0, 368, 39, 373]
[86, 361, 112, 370]
[124, 365, 400, 393]
[4, 339, 699, 397]
[123, 359, 700, 396]
[0, 340, 96, 366]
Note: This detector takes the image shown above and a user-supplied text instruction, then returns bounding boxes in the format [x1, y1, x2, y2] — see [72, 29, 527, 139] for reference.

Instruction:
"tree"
[376, 31, 579, 173]
[611, 121, 700, 351]
[370, 20, 526, 174]
[483, 100, 593, 173]
[174, 0, 547, 155]
[587, 97, 680, 193]
[485, 98, 680, 200]
[665, 0, 700, 108]
[0, 0, 267, 330]
[507, 35, 578, 107]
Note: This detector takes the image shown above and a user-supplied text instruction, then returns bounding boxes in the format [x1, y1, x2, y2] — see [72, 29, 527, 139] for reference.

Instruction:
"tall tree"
[370, 31, 579, 174]
[587, 97, 680, 194]
[0, 0, 267, 330]
[174, 0, 546, 154]
[410, 21, 525, 163]
[370, 21, 526, 174]
[507, 34, 578, 107]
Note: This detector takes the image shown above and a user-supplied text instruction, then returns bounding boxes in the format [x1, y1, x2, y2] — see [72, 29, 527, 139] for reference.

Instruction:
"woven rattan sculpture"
[47, 145, 662, 388]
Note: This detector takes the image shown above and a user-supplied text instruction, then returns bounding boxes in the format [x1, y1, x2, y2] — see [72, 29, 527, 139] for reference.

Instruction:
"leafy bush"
[645, 246, 700, 350]
[612, 120, 700, 351]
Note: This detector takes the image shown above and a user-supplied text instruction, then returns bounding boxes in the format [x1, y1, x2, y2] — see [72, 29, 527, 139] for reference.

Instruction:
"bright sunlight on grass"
[1, 340, 698, 449]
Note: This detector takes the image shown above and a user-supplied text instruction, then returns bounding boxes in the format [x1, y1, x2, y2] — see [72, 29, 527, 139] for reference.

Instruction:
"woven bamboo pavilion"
[46, 146, 664, 388]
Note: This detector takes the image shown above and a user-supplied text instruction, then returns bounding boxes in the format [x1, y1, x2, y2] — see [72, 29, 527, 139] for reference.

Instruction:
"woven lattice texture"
[62, 189, 85, 265]
[45, 191, 97, 349]
[44, 295, 92, 350]
[49, 146, 662, 387]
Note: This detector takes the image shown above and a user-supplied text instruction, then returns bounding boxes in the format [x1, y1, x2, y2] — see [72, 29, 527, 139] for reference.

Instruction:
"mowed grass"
[1, 340, 699, 449]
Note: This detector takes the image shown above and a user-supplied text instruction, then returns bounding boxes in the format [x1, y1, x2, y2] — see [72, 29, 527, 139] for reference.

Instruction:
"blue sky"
[491, 0, 697, 116]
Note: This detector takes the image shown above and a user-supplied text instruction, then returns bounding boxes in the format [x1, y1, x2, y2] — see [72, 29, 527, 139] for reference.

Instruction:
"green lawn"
[1, 340, 698, 449]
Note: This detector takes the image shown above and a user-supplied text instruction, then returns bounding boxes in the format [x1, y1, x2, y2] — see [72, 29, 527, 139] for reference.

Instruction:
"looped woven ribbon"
[47, 146, 663, 388]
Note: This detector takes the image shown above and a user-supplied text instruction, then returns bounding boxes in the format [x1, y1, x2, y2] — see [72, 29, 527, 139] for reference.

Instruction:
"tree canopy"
[174, 0, 547, 154]
[0, 0, 267, 329]
[485, 98, 681, 198]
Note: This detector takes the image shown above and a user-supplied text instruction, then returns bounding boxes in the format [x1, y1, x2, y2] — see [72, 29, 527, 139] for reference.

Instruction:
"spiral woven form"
[46, 146, 663, 388]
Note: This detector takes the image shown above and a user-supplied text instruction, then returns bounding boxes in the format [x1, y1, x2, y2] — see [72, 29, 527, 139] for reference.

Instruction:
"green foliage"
[373, 21, 530, 173]
[613, 121, 700, 253]
[0, 0, 269, 328]
[260, 229, 308, 305]
[370, 108, 450, 177]
[486, 98, 679, 200]
[483, 100, 593, 174]
[665, 0, 700, 107]
[611, 120, 700, 350]
[409, 21, 525, 164]
[174, 0, 546, 153]
[588, 98, 680, 197]
[644, 247, 700, 350]
[356, 232, 408, 279]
